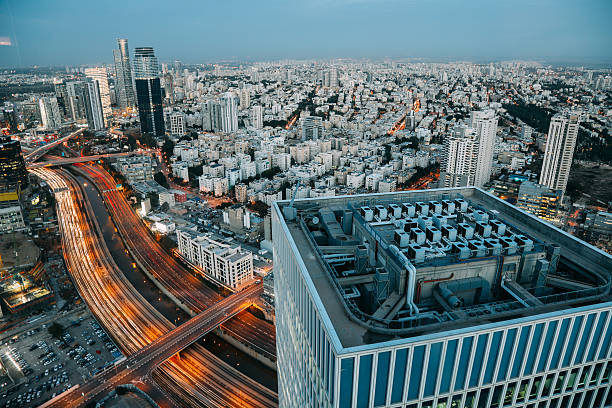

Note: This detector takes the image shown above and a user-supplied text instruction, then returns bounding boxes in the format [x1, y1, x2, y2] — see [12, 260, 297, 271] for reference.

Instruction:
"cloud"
[0, 36, 12, 46]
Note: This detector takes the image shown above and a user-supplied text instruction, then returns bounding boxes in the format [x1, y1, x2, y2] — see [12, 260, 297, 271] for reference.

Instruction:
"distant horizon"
[1, 0, 610, 68]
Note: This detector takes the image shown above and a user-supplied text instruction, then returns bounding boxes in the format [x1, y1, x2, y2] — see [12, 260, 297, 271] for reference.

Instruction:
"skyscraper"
[470, 109, 498, 187]
[539, 112, 581, 193]
[85, 67, 112, 123]
[301, 116, 323, 140]
[440, 124, 478, 187]
[113, 38, 136, 109]
[0, 135, 28, 188]
[252, 105, 264, 129]
[38, 96, 62, 130]
[220, 92, 238, 133]
[133, 47, 165, 136]
[83, 79, 105, 131]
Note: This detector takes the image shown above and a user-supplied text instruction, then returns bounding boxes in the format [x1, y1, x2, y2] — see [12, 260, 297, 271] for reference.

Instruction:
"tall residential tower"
[539, 112, 581, 193]
[113, 39, 136, 109]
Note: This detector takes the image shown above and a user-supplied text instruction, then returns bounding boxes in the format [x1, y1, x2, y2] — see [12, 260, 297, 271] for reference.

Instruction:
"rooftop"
[274, 187, 612, 350]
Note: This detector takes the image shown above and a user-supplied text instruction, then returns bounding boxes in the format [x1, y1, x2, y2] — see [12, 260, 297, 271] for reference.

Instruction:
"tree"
[154, 171, 169, 188]
[160, 202, 170, 212]
[161, 138, 175, 162]
[48, 322, 64, 339]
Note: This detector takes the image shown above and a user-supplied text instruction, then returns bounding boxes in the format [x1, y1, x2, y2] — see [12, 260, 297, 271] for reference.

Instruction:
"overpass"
[42, 283, 263, 408]
[27, 152, 132, 169]
[25, 128, 85, 163]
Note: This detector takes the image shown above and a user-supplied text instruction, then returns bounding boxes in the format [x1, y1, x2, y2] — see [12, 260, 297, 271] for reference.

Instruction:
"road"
[44, 284, 262, 408]
[74, 163, 277, 358]
[25, 128, 84, 163]
[31, 167, 278, 407]
[26, 152, 132, 169]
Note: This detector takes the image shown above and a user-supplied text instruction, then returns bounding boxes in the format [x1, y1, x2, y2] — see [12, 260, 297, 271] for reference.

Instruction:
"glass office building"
[133, 47, 165, 136]
[272, 188, 612, 408]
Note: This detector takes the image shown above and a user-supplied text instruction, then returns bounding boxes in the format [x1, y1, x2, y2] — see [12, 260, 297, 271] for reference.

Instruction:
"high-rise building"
[85, 67, 112, 123]
[440, 124, 477, 187]
[53, 80, 69, 118]
[133, 47, 165, 136]
[0, 135, 28, 188]
[169, 112, 185, 136]
[517, 181, 562, 223]
[220, 92, 238, 133]
[252, 105, 263, 129]
[2, 107, 18, 133]
[38, 96, 62, 130]
[83, 79, 105, 131]
[539, 112, 581, 193]
[113, 38, 136, 109]
[272, 188, 612, 408]
[239, 88, 250, 109]
[65, 81, 87, 121]
[301, 116, 323, 140]
[470, 109, 498, 187]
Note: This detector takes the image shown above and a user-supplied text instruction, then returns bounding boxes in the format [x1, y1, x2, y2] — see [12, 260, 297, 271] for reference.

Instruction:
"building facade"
[133, 47, 165, 136]
[539, 112, 581, 193]
[517, 181, 562, 224]
[221, 92, 238, 133]
[0, 136, 28, 188]
[84, 67, 112, 122]
[38, 97, 62, 130]
[113, 38, 136, 109]
[272, 188, 612, 408]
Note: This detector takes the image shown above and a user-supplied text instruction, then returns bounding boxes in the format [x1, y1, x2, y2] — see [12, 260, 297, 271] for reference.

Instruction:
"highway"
[25, 128, 84, 163]
[31, 167, 278, 407]
[73, 163, 277, 358]
[26, 152, 132, 168]
[44, 284, 262, 408]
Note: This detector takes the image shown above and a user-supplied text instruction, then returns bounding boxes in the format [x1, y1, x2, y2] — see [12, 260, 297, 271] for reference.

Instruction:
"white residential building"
[539, 112, 581, 193]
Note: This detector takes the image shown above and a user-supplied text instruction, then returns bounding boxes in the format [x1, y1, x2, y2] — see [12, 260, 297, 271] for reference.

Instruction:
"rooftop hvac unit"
[441, 225, 457, 241]
[500, 237, 518, 255]
[442, 199, 456, 214]
[426, 226, 442, 242]
[388, 204, 402, 219]
[415, 201, 428, 216]
[410, 228, 426, 245]
[458, 223, 474, 239]
[484, 238, 502, 256]
[454, 198, 468, 212]
[473, 210, 489, 223]
[490, 220, 507, 236]
[417, 216, 433, 230]
[408, 243, 425, 263]
[360, 206, 374, 222]
[394, 229, 410, 248]
[429, 201, 442, 215]
[468, 240, 487, 257]
[375, 205, 388, 220]
[453, 242, 471, 259]
[515, 235, 534, 252]
[402, 202, 416, 217]
[403, 220, 418, 233]
[475, 222, 492, 238]
[433, 215, 448, 229]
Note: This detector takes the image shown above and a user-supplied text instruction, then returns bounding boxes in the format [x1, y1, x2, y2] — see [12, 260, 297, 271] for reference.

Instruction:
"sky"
[0, 0, 611, 67]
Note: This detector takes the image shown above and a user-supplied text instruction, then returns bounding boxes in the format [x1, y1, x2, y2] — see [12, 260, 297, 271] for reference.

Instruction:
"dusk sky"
[1, 0, 611, 67]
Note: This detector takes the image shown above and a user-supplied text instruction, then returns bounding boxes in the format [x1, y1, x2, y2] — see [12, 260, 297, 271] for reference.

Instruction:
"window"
[601, 361, 612, 384]
[477, 388, 490, 408]
[407, 345, 426, 400]
[356, 354, 373, 408]
[424, 343, 443, 397]
[515, 379, 529, 403]
[510, 326, 530, 378]
[599, 314, 612, 359]
[483, 331, 503, 384]
[373, 351, 390, 407]
[554, 371, 566, 394]
[550, 318, 570, 370]
[587, 311, 609, 361]
[589, 362, 603, 386]
[390, 348, 408, 403]
[529, 376, 542, 400]
[503, 382, 517, 406]
[577, 366, 591, 389]
[565, 368, 579, 392]
[541, 374, 555, 397]
[454, 337, 473, 391]
[339, 358, 354, 408]
[497, 328, 516, 382]
[439, 339, 458, 394]
[524, 324, 544, 375]
[490, 385, 504, 408]
[562, 315, 584, 367]
[464, 391, 476, 408]
[469, 334, 489, 387]
[574, 314, 595, 364]
[537, 321, 558, 373]
[450, 394, 463, 408]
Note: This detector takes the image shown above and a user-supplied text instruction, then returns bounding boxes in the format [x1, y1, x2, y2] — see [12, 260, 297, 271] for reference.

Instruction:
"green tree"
[48, 322, 64, 339]
[154, 171, 169, 188]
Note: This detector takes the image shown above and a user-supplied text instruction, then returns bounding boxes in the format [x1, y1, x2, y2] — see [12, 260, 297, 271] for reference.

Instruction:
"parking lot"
[0, 310, 123, 407]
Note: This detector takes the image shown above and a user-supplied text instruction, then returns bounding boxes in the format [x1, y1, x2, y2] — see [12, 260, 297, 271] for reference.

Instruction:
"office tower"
[0, 135, 28, 188]
[113, 38, 136, 109]
[440, 124, 477, 187]
[301, 116, 323, 140]
[211, 101, 223, 132]
[220, 92, 238, 133]
[239, 88, 250, 109]
[201, 101, 212, 131]
[163, 72, 174, 103]
[407, 109, 416, 131]
[53, 80, 69, 118]
[38, 97, 62, 130]
[81, 79, 105, 131]
[65, 81, 87, 121]
[539, 112, 581, 193]
[470, 109, 498, 187]
[272, 188, 612, 408]
[252, 106, 263, 129]
[169, 112, 185, 136]
[133, 47, 165, 136]
[517, 181, 562, 223]
[2, 107, 18, 133]
[85, 67, 112, 123]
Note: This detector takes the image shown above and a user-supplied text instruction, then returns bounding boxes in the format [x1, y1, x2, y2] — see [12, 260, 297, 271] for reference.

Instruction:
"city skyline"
[0, 0, 611, 67]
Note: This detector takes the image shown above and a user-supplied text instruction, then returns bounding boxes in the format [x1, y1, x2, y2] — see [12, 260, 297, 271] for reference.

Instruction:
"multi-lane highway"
[74, 163, 277, 357]
[32, 167, 278, 407]
[26, 152, 132, 168]
[25, 128, 84, 163]
[45, 284, 262, 408]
